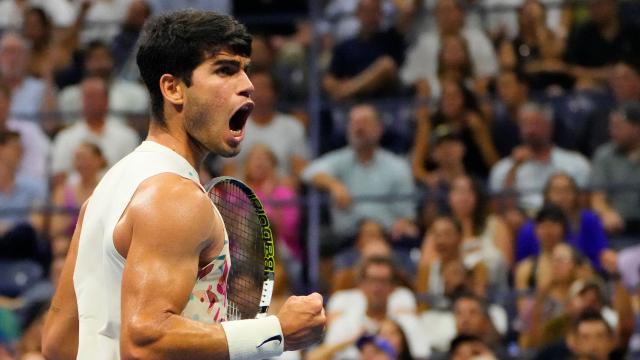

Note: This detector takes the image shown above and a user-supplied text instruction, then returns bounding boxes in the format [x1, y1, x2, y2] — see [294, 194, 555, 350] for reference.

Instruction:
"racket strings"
[210, 181, 264, 320]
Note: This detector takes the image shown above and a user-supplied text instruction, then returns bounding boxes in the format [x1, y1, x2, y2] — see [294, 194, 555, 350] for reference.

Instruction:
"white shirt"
[58, 80, 149, 125]
[7, 118, 50, 183]
[400, 27, 498, 87]
[51, 118, 140, 176]
[9, 77, 47, 122]
[488, 146, 591, 212]
[223, 113, 309, 177]
[324, 287, 427, 359]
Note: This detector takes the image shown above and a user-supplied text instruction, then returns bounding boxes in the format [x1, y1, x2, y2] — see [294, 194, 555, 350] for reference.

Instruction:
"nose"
[238, 71, 254, 99]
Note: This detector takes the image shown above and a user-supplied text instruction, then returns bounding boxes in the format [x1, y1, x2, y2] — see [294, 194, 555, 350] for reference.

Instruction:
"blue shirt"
[302, 147, 416, 237]
[515, 209, 608, 269]
[0, 176, 47, 226]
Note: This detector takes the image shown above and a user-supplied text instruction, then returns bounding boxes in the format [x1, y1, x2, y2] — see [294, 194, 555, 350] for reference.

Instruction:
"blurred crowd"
[1, 0, 640, 359]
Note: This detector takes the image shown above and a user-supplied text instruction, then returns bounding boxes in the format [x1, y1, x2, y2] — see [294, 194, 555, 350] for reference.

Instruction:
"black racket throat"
[205, 176, 275, 320]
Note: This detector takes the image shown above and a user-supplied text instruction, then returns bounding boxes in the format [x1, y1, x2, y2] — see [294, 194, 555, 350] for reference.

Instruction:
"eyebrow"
[212, 59, 251, 72]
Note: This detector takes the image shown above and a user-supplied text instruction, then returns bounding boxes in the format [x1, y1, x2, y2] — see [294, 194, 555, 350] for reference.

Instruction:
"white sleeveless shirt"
[73, 141, 230, 360]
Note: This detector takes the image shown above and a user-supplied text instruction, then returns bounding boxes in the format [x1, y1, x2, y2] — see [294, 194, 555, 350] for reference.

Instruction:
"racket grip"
[221, 315, 284, 360]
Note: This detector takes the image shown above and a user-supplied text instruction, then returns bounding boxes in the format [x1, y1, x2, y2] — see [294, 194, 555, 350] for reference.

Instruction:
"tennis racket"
[205, 176, 275, 320]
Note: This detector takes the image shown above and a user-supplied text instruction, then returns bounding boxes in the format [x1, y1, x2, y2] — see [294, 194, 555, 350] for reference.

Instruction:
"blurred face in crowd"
[360, 341, 393, 360]
[451, 339, 495, 360]
[610, 63, 640, 102]
[0, 134, 22, 172]
[518, 107, 552, 150]
[609, 111, 640, 151]
[360, 262, 394, 313]
[588, 0, 618, 26]
[436, 0, 464, 35]
[519, 0, 545, 32]
[439, 36, 468, 72]
[570, 320, 614, 360]
[124, 0, 151, 30]
[73, 143, 106, 180]
[443, 260, 467, 296]
[85, 45, 114, 79]
[348, 105, 383, 152]
[441, 80, 465, 119]
[23, 8, 50, 45]
[568, 285, 605, 318]
[245, 144, 276, 184]
[356, 220, 388, 250]
[497, 72, 527, 108]
[454, 297, 486, 336]
[449, 176, 477, 218]
[433, 137, 465, 168]
[357, 0, 383, 36]
[81, 77, 110, 123]
[535, 219, 564, 252]
[551, 243, 577, 284]
[250, 72, 276, 113]
[432, 217, 462, 260]
[250, 36, 273, 71]
[0, 33, 29, 80]
[545, 174, 578, 215]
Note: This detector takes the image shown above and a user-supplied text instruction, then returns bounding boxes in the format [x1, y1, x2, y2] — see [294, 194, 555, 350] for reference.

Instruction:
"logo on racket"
[248, 193, 275, 273]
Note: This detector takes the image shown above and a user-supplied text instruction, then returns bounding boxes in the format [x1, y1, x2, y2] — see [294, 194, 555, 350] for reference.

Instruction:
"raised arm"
[42, 201, 87, 360]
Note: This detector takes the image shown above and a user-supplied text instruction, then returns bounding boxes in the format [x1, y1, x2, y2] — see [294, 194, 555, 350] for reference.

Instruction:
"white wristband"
[221, 315, 284, 360]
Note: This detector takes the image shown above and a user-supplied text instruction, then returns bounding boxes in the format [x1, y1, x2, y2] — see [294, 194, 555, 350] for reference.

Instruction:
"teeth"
[230, 129, 242, 136]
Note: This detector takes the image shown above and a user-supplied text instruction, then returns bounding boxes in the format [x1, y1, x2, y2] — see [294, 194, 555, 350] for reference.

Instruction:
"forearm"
[591, 192, 612, 215]
[123, 315, 231, 360]
[472, 130, 499, 167]
[348, 56, 397, 95]
[310, 173, 342, 192]
[503, 163, 521, 190]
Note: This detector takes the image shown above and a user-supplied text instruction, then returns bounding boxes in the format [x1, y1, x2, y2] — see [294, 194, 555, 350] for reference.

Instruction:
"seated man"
[302, 103, 418, 245]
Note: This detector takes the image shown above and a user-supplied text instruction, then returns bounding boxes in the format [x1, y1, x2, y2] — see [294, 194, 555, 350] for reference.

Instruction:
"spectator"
[515, 206, 575, 294]
[414, 126, 466, 229]
[591, 102, 640, 247]
[79, 0, 134, 45]
[423, 294, 506, 357]
[241, 143, 303, 293]
[0, 82, 50, 186]
[322, 0, 406, 102]
[564, 0, 640, 87]
[0, 32, 56, 124]
[51, 76, 139, 183]
[147, 0, 230, 14]
[497, 0, 571, 92]
[420, 174, 511, 292]
[110, 0, 152, 81]
[447, 334, 497, 360]
[535, 277, 633, 359]
[401, 0, 498, 98]
[0, 131, 46, 261]
[518, 242, 593, 349]
[50, 141, 106, 244]
[221, 70, 309, 183]
[321, 256, 420, 359]
[416, 216, 489, 308]
[490, 70, 527, 158]
[489, 102, 591, 214]
[517, 173, 615, 271]
[567, 311, 622, 360]
[412, 79, 499, 180]
[58, 40, 149, 126]
[302, 103, 417, 243]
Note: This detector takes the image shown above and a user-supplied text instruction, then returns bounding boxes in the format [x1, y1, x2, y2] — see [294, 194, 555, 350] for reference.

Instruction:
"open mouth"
[229, 103, 254, 133]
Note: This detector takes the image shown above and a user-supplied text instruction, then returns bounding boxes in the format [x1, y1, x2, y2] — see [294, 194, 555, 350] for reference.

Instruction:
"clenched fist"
[277, 292, 326, 351]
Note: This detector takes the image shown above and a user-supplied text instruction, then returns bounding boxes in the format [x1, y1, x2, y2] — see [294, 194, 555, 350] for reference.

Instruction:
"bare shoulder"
[127, 173, 215, 250]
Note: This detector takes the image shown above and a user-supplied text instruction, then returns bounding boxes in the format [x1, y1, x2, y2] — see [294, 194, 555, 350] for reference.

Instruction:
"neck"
[439, 163, 465, 181]
[366, 307, 387, 321]
[4, 76, 23, 90]
[86, 118, 106, 133]
[531, 145, 552, 160]
[355, 147, 376, 163]
[147, 122, 204, 170]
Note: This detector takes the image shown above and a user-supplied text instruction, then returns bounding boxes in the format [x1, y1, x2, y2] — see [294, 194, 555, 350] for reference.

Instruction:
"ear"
[159, 74, 185, 106]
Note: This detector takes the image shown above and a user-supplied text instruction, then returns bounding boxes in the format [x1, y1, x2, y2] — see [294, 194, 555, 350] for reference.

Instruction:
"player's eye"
[216, 65, 238, 76]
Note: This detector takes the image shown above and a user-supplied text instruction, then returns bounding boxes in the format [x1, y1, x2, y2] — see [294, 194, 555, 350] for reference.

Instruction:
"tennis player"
[41, 10, 325, 360]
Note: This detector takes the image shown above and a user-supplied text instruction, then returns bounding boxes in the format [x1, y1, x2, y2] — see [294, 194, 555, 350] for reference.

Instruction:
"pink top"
[255, 185, 302, 260]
